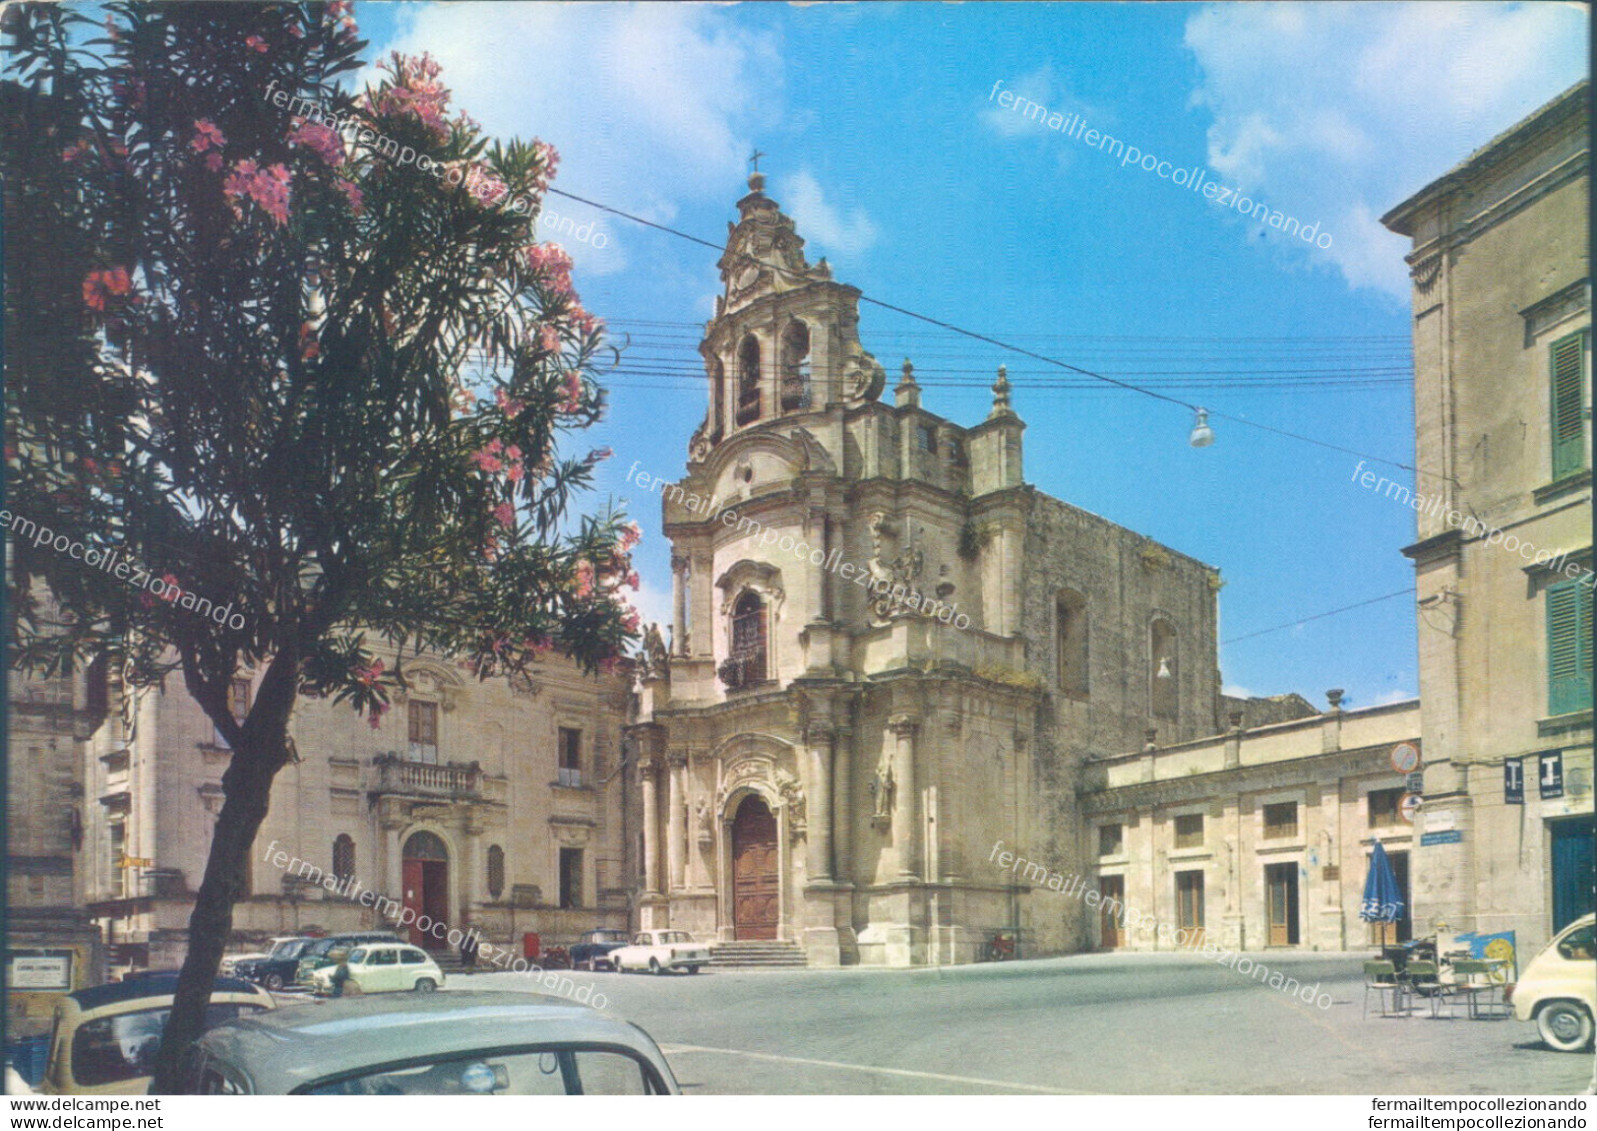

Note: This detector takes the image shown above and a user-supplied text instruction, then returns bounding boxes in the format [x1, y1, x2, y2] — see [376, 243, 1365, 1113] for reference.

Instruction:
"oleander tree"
[2, 1, 640, 1090]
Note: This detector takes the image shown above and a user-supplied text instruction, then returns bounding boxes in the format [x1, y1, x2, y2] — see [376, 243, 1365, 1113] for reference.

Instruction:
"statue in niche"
[695, 798, 714, 847]
[639, 622, 670, 677]
[868, 755, 895, 829]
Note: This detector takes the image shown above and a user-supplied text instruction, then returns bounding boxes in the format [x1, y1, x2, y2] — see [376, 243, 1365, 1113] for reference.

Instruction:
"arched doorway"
[402, 831, 450, 950]
[731, 795, 779, 940]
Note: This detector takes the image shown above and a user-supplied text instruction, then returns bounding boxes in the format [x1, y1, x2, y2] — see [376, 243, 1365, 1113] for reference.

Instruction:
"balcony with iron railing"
[717, 649, 768, 692]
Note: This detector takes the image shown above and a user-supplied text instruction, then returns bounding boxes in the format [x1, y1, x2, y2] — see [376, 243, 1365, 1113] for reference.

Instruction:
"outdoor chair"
[1404, 960, 1455, 1019]
[1451, 959, 1510, 1019]
[1363, 960, 1406, 1019]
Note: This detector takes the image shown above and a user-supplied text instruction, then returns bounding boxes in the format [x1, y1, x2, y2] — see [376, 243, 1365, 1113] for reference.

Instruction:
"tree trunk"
[148, 644, 301, 1093]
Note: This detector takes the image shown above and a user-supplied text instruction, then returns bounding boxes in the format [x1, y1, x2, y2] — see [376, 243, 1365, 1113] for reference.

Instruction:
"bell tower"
[687, 164, 886, 464]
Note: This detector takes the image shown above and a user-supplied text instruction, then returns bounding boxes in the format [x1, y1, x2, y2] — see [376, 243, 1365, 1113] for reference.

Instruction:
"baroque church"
[625, 169, 1236, 966]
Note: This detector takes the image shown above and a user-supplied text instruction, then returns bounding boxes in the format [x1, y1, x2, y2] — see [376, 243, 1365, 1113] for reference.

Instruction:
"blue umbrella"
[1361, 840, 1405, 948]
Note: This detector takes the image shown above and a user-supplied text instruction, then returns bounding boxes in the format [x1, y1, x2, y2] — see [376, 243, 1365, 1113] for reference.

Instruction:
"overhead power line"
[544, 185, 1437, 479]
[1220, 588, 1416, 645]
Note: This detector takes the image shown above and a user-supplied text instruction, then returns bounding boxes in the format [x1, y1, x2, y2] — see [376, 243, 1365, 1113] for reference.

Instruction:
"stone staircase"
[709, 940, 808, 969]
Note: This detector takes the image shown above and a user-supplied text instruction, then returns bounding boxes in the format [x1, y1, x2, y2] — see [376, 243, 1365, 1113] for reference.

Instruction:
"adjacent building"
[77, 646, 631, 970]
[1382, 80, 1594, 959]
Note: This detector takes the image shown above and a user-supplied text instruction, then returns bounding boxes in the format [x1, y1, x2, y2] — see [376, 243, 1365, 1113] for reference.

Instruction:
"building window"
[916, 423, 937, 453]
[1550, 329, 1588, 479]
[408, 701, 439, 764]
[1056, 590, 1089, 698]
[779, 321, 811, 411]
[559, 847, 583, 909]
[721, 591, 768, 688]
[1150, 619, 1178, 720]
[736, 336, 762, 425]
[1174, 813, 1204, 849]
[558, 727, 583, 788]
[1368, 787, 1404, 828]
[1547, 578, 1593, 716]
[109, 820, 126, 899]
[486, 844, 505, 900]
[332, 835, 355, 883]
[1098, 823, 1123, 857]
[85, 652, 110, 721]
[1263, 802, 1299, 840]
[214, 678, 251, 748]
[709, 357, 725, 441]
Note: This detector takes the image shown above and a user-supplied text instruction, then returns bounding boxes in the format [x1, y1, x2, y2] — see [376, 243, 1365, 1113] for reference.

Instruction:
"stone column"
[640, 758, 663, 895]
[671, 555, 690, 656]
[832, 725, 854, 884]
[462, 820, 482, 919]
[382, 816, 404, 908]
[667, 754, 687, 892]
[889, 714, 920, 881]
[807, 728, 834, 881]
[691, 553, 714, 660]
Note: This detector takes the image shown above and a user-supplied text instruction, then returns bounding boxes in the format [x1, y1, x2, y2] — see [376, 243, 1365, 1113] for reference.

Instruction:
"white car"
[610, 931, 711, 975]
[1510, 913, 1596, 1052]
[310, 943, 445, 995]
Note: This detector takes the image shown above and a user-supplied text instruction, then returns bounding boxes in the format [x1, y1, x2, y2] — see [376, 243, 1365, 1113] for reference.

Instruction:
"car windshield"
[306, 940, 336, 958]
[658, 931, 693, 944]
[71, 1002, 267, 1087]
[304, 1048, 661, 1095]
[270, 940, 307, 959]
[1556, 925, 1595, 960]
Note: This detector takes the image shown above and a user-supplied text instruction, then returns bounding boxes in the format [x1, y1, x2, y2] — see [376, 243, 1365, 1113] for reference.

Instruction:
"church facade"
[625, 171, 1231, 966]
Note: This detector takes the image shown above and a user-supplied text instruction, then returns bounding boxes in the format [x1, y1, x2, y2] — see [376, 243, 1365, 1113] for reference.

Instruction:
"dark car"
[569, 929, 629, 972]
[293, 932, 402, 987]
[234, 937, 317, 991]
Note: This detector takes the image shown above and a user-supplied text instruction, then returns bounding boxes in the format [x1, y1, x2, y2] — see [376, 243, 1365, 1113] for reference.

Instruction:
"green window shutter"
[1547, 580, 1594, 716]
[1550, 331, 1587, 479]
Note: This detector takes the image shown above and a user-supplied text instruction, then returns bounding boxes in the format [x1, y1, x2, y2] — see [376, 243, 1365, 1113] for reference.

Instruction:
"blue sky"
[357, 0, 1586, 712]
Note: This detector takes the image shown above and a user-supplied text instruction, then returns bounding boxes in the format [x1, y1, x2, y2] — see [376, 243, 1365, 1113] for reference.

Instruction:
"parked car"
[174, 990, 680, 1094]
[38, 972, 274, 1095]
[1509, 912, 1595, 1052]
[233, 936, 317, 990]
[611, 930, 711, 975]
[293, 932, 401, 987]
[309, 943, 444, 996]
[570, 929, 630, 972]
[221, 936, 299, 976]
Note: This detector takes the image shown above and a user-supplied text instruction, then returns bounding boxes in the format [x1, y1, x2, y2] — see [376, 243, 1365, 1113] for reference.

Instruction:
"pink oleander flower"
[494, 389, 527, 416]
[82, 267, 132, 311]
[619, 522, 642, 551]
[574, 559, 595, 600]
[571, 306, 604, 337]
[159, 573, 183, 602]
[370, 53, 451, 140]
[367, 701, 389, 729]
[621, 608, 641, 634]
[468, 167, 509, 207]
[598, 655, 622, 676]
[335, 178, 364, 214]
[557, 370, 583, 414]
[625, 570, 641, 590]
[245, 34, 268, 52]
[470, 443, 503, 474]
[190, 120, 226, 154]
[288, 120, 344, 168]
[538, 324, 561, 353]
[588, 447, 612, 464]
[205, 152, 224, 173]
[494, 501, 516, 527]
[523, 242, 574, 297]
[355, 658, 385, 685]
[222, 159, 292, 226]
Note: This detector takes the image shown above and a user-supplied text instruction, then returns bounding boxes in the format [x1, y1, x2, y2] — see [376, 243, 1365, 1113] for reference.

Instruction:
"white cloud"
[1369, 688, 1417, 707]
[774, 169, 880, 261]
[371, 2, 783, 278]
[1221, 684, 1254, 699]
[1183, 1, 1588, 298]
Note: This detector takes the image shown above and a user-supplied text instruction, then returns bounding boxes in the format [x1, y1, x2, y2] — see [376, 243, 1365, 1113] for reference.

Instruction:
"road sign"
[1390, 743, 1422, 775]
[1405, 771, 1425, 794]
[1421, 829, 1462, 846]
[1504, 758, 1524, 804]
[1399, 793, 1422, 823]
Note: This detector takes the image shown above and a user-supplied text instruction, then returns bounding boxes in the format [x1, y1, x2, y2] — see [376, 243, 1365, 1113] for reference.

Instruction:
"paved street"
[440, 953, 1594, 1095]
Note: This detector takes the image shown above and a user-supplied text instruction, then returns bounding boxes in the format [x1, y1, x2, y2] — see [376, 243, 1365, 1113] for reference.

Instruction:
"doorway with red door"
[402, 830, 451, 950]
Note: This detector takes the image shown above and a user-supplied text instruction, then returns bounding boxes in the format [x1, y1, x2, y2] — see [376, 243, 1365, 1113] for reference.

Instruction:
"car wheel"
[687, 965, 701, 975]
[414, 977, 437, 993]
[649, 957, 662, 976]
[264, 973, 284, 991]
[1536, 1002, 1595, 1052]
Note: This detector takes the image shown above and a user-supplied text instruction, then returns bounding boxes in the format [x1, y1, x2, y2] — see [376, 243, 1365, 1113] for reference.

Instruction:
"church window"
[332, 834, 355, 883]
[1150, 618, 1178, 720]
[780, 321, 812, 411]
[737, 336, 762, 425]
[1056, 590, 1089, 698]
[725, 591, 768, 687]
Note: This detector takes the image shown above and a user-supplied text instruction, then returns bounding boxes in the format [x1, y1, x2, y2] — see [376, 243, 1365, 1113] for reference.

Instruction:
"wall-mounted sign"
[1504, 758, 1524, 805]
[7, 952, 73, 991]
[1390, 743, 1422, 775]
[1421, 830, 1463, 846]
[1405, 772, 1425, 794]
[1399, 793, 1422, 823]
[1539, 751, 1564, 800]
[118, 855, 154, 869]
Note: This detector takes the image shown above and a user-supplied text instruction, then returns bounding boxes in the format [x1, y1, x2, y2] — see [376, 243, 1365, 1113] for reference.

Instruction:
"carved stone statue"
[695, 798, 714, 847]
[640, 622, 670, 678]
[869, 756, 895, 828]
